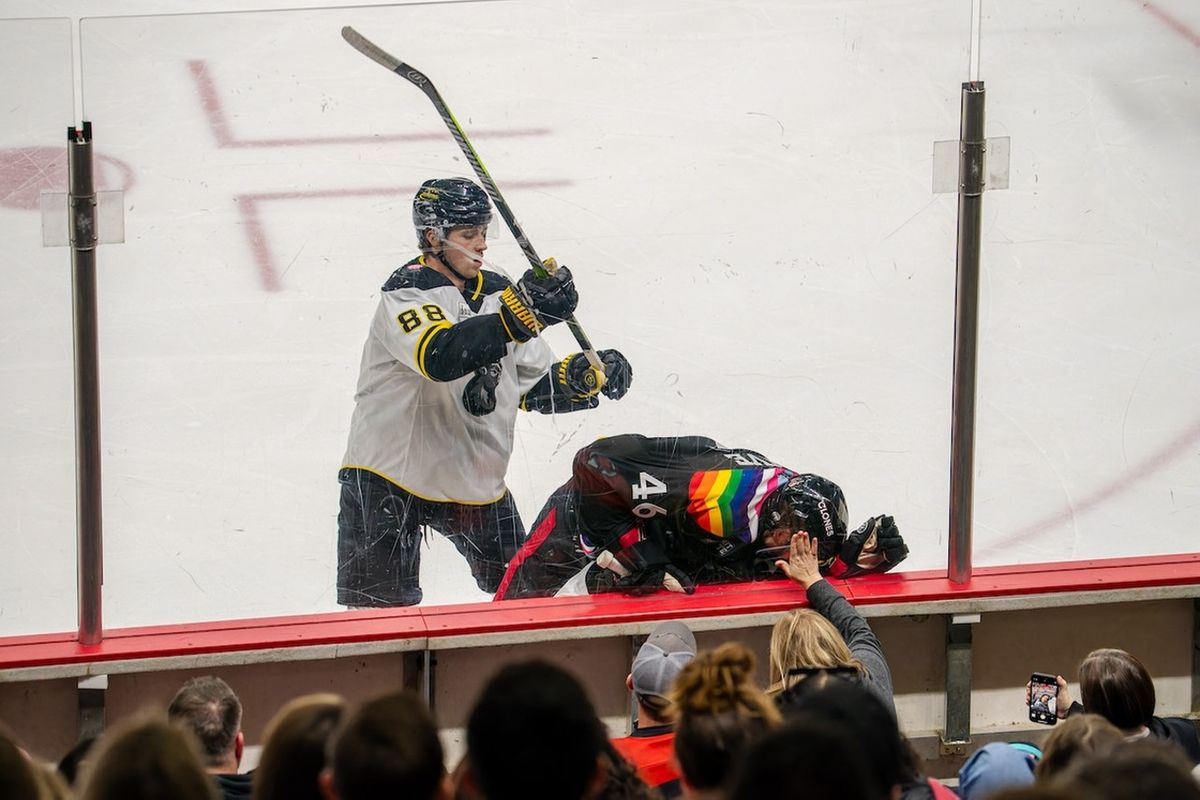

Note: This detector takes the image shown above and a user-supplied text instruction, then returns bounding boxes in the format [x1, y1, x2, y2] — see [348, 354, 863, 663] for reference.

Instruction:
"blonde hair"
[670, 642, 781, 791]
[767, 609, 864, 694]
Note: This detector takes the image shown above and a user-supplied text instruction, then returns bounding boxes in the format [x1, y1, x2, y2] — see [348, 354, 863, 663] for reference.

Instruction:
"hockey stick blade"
[341, 26, 402, 72]
[340, 26, 608, 388]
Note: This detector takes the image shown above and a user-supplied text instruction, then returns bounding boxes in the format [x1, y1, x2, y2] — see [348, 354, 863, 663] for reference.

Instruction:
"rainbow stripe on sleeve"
[686, 467, 794, 543]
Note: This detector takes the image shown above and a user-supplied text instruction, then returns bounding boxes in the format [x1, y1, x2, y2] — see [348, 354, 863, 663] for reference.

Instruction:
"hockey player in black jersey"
[495, 434, 908, 600]
[337, 178, 632, 607]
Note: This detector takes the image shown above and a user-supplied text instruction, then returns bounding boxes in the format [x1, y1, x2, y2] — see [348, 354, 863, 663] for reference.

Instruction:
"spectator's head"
[767, 609, 864, 693]
[321, 690, 445, 800]
[670, 642, 781, 794]
[465, 660, 606, 800]
[252, 693, 345, 800]
[628, 621, 696, 723]
[957, 743, 1039, 799]
[777, 677, 908, 798]
[1054, 737, 1200, 799]
[0, 723, 42, 800]
[167, 676, 243, 773]
[80, 712, 217, 800]
[727, 714, 877, 800]
[1077, 648, 1156, 732]
[1034, 713, 1124, 784]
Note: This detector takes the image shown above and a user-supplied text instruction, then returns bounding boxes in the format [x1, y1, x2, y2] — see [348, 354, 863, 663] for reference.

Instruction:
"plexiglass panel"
[0, 17, 78, 636]
[0, 17, 77, 638]
[18, 0, 1184, 633]
[971, 1, 1200, 565]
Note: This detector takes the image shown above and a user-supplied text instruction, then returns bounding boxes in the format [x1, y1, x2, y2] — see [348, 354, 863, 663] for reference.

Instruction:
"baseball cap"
[631, 621, 697, 700]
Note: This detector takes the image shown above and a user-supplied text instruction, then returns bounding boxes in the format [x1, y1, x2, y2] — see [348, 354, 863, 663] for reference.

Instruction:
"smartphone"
[1028, 672, 1059, 725]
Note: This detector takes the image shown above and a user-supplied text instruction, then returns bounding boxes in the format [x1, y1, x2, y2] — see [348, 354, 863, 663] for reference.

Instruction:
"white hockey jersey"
[342, 260, 555, 504]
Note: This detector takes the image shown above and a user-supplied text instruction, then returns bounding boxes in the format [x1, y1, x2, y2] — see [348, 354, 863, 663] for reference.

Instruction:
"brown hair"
[670, 642, 781, 791]
[766, 609, 865, 694]
[167, 676, 242, 767]
[1034, 713, 1124, 782]
[1077, 648, 1156, 731]
[80, 712, 217, 800]
[251, 693, 345, 800]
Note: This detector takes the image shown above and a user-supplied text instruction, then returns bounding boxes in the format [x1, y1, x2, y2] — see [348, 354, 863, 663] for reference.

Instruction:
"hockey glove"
[827, 515, 908, 578]
[555, 353, 605, 400]
[519, 265, 579, 326]
[462, 362, 502, 416]
[610, 539, 696, 596]
[598, 349, 632, 400]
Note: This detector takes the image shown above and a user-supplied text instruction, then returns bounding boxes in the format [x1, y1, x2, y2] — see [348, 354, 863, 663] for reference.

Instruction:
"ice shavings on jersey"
[687, 468, 793, 543]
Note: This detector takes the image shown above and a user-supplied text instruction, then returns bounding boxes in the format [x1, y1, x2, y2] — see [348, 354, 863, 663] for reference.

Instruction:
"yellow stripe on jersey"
[470, 273, 484, 301]
[341, 465, 508, 505]
[414, 320, 452, 379]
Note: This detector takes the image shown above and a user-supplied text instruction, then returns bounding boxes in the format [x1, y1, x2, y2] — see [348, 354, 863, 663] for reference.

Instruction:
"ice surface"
[0, 0, 1197, 635]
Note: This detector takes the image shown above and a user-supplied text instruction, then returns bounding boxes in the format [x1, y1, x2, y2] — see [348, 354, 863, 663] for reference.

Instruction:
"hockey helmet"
[760, 474, 849, 561]
[412, 178, 492, 247]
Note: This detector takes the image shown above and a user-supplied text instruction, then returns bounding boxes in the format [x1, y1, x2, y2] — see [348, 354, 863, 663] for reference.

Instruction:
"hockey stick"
[341, 25, 607, 390]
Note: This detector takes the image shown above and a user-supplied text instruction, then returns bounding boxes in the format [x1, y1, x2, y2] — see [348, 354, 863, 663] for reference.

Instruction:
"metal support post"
[1193, 598, 1199, 714]
[69, 122, 104, 645]
[77, 675, 107, 740]
[948, 83, 987, 584]
[941, 613, 978, 754]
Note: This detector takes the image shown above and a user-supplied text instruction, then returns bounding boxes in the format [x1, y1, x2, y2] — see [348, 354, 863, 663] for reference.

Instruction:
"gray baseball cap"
[631, 621, 697, 699]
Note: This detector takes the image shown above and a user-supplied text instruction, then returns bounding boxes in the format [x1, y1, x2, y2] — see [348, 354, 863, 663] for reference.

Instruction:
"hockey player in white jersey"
[337, 178, 632, 606]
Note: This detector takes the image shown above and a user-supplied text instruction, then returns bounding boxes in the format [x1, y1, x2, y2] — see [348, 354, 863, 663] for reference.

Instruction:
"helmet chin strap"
[427, 229, 473, 283]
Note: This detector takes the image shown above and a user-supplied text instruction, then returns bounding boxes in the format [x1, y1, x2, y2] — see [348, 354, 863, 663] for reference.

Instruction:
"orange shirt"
[611, 725, 679, 792]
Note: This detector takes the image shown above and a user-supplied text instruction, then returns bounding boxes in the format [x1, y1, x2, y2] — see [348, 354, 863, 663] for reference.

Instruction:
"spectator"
[985, 790, 1081, 800]
[462, 660, 607, 800]
[320, 690, 447, 800]
[1, 722, 42, 800]
[1053, 737, 1200, 799]
[778, 678, 955, 800]
[957, 743, 1039, 799]
[727, 714, 877, 800]
[1036, 648, 1200, 764]
[1034, 714, 1123, 784]
[595, 741, 659, 800]
[168, 676, 252, 799]
[670, 641, 780, 799]
[770, 530, 895, 714]
[611, 620, 697, 798]
[80, 712, 218, 800]
[252, 693, 345, 800]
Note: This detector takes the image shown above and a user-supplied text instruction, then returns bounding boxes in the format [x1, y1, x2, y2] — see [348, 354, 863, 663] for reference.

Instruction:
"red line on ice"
[1137, 1, 1200, 48]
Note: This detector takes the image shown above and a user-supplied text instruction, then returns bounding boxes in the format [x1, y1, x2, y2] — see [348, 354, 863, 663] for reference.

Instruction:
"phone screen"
[1029, 673, 1058, 725]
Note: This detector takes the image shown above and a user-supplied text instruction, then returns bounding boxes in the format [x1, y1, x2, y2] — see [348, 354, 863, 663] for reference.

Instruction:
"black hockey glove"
[462, 362, 502, 416]
[829, 515, 908, 578]
[519, 265, 579, 326]
[610, 539, 696, 596]
[598, 349, 632, 400]
[556, 353, 605, 400]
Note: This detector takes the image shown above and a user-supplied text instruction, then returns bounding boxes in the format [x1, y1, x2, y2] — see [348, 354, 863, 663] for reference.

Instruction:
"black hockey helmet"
[759, 474, 849, 562]
[412, 178, 492, 250]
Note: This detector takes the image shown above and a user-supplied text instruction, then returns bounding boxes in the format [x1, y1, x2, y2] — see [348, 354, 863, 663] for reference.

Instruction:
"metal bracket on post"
[78, 674, 107, 741]
[940, 612, 979, 756]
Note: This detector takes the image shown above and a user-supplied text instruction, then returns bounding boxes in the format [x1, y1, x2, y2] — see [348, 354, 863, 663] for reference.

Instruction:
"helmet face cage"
[412, 178, 493, 251]
[761, 474, 849, 563]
